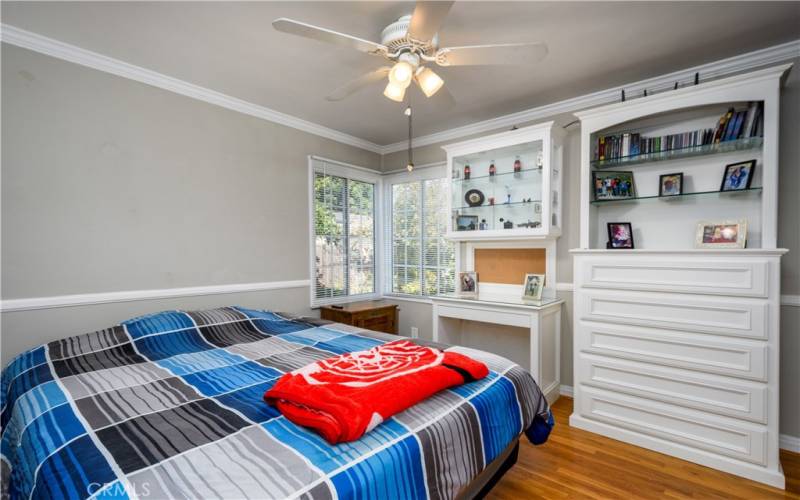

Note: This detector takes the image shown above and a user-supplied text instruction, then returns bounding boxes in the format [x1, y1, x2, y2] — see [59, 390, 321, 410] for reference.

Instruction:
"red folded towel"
[264, 340, 489, 444]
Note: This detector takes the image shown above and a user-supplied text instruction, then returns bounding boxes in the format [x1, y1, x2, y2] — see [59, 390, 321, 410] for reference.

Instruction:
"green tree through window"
[314, 171, 375, 301]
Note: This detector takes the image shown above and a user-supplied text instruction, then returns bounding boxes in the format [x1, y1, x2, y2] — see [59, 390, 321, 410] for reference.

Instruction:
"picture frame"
[720, 160, 756, 191]
[695, 220, 747, 248]
[607, 222, 634, 249]
[457, 271, 478, 298]
[455, 214, 479, 231]
[592, 171, 636, 200]
[522, 273, 545, 302]
[659, 172, 683, 197]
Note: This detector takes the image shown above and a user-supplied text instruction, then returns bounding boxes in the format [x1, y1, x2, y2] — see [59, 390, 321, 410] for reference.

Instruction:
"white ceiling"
[3, 1, 799, 146]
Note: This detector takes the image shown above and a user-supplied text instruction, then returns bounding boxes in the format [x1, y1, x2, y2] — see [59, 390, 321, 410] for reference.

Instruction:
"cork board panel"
[474, 248, 546, 285]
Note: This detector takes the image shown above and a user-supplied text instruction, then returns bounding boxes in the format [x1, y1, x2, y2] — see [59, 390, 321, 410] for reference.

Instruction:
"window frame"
[382, 163, 455, 300]
[308, 156, 383, 307]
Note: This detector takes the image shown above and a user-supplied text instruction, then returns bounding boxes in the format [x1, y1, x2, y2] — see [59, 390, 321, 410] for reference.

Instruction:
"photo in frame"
[457, 271, 478, 298]
[659, 172, 683, 197]
[720, 160, 756, 191]
[607, 222, 634, 249]
[592, 171, 636, 200]
[522, 273, 545, 302]
[455, 215, 479, 231]
[695, 220, 747, 248]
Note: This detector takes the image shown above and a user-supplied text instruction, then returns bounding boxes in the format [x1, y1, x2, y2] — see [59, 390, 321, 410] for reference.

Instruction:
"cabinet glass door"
[451, 140, 544, 232]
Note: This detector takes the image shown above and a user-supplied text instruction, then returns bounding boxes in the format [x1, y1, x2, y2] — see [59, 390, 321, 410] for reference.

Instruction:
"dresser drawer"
[577, 353, 767, 423]
[576, 386, 767, 466]
[578, 256, 770, 297]
[577, 290, 768, 340]
[578, 321, 767, 381]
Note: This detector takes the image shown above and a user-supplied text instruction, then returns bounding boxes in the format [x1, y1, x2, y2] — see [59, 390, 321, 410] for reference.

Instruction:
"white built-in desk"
[431, 294, 562, 403]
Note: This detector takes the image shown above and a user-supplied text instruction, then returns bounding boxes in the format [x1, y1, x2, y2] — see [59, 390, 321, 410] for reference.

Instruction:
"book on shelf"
[593, 102, 764, 162]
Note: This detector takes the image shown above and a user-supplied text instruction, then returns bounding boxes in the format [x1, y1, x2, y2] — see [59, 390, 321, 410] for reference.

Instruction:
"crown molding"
[0, 23, 384, 154]
[1, 23, 798, 156]
[379, 39, 800, 153]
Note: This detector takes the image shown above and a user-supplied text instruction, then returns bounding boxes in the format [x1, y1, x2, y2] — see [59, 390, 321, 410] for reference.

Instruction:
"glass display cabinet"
[443, 122, 564, 240]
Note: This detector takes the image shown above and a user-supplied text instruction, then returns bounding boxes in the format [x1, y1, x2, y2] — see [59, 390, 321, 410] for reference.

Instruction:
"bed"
[1, 307, 552, 499]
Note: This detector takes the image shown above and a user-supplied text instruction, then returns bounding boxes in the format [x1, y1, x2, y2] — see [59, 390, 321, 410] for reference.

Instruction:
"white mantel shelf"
[569, 248, 789, 255]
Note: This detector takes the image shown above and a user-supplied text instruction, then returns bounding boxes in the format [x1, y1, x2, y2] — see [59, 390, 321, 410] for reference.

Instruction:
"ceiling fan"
[272, 1, 548, 103]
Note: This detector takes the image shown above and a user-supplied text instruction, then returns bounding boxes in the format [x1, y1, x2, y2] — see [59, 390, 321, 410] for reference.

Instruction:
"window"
[311, 159, 378, 304]
[390, 174, 455, 296]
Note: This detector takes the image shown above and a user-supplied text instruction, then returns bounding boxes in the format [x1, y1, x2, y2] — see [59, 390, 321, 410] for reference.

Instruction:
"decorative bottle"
[464, 164, 471, 180]
[513, 157, 522, 178]
[489, 162, 496, 177]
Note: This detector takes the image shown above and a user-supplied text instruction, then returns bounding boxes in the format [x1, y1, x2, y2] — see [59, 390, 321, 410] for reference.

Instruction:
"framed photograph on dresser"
[695, 220, 747, 248]
[607, 222, 634, 249]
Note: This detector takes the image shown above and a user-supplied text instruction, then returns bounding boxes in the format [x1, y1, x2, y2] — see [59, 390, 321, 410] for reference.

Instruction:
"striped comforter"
[1, 307, 550, 500]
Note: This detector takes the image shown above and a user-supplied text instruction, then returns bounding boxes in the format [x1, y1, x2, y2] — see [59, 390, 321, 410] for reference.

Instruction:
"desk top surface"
[432, 294, 563, 310]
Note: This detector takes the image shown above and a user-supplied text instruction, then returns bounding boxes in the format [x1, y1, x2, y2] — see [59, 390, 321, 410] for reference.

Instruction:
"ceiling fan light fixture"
[388, 61, 414, 89]
[383, 81, 406, 102]
[416, 67, 444, 97]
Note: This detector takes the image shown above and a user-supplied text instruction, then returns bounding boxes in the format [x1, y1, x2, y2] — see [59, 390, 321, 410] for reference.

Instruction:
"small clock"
[464, 189, 485, 207]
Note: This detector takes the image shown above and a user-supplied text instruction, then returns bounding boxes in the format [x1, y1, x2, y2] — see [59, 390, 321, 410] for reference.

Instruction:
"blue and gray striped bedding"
[1, 307, 550, 499]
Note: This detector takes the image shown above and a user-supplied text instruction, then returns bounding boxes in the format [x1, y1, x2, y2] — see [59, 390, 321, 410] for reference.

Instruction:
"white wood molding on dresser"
[569, 64, 792, 489]
[570, 249, 788, 488]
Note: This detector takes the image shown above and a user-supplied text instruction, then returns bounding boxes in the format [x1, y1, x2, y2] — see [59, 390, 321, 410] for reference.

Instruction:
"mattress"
[1, 307, 550, 499]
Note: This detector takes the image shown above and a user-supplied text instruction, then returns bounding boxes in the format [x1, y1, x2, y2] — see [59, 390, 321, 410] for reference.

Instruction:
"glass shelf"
[454, 168, 543, 183]
[591, 137, 763, 169]
[591, 187, 762, 205]
[454, 200, 542, 211]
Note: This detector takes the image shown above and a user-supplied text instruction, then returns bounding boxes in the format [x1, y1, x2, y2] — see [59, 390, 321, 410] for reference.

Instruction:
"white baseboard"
[559, 384, 574, 397]
[0, 280, 310, 312]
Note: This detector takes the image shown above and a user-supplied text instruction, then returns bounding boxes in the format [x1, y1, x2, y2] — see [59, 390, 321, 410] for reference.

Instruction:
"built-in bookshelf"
[582, 99, 768, 250]
[570, 63, 791, 490]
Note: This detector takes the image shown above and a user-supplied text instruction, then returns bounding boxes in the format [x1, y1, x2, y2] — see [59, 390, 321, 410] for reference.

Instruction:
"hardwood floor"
[489, 397, 800, 499]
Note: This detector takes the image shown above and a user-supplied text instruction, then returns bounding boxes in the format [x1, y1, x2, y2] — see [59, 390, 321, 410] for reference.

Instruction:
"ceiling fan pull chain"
[406, 98, 414, 172]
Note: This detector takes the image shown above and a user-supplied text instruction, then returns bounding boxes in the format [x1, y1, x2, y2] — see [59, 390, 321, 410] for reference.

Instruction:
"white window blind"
[391, 177, 455, 296]
[312, 161, 376, 303]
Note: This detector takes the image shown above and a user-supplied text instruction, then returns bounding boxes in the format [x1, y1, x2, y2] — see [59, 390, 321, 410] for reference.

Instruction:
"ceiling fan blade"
[436, 42, 548, 66]
[407, 1, 454, 41]
[272, 18, 388, 56]
[326, 67, 391, 101]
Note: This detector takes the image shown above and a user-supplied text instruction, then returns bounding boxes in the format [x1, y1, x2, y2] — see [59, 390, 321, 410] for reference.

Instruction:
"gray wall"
[1, 44, 380, 363]
[382, 59, 800, 439]
[2, 42, 798, 438]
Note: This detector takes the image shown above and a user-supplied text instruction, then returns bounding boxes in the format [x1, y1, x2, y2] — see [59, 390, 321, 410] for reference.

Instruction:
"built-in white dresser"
[571, 249, 786, 487]
[570, 64, 791, 488]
